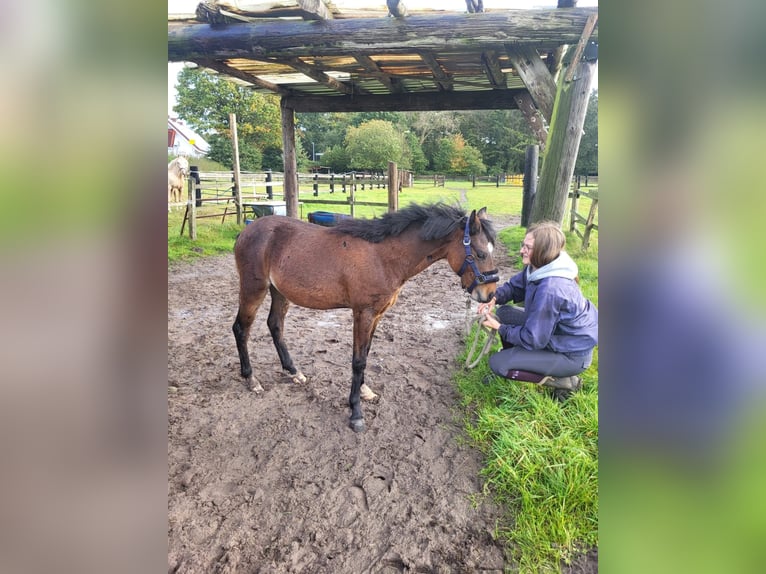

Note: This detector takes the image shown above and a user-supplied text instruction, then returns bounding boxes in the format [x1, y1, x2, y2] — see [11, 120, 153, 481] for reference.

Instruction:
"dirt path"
[167, 214, 593, 572]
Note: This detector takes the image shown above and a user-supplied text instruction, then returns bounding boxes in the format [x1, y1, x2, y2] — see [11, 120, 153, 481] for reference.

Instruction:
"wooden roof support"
[512, 91, 548, 151]
[195, 58, 291, 96]
[282, 57, 371, 96]
[354, 54, 405, 93]
[168, 9, 599, 61]
[282, 89, 524, 113]
[505, 45, 556, 123]
[481, 51, 506, 89]
[418, 52, 452, 91]
[530, 45, 597, 225]
[564, 13, 598, 82]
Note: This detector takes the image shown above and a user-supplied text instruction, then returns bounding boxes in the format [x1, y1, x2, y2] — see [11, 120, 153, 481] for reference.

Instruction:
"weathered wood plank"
[505, 45, 556, 122]
[480, 51, 506, 89]
[281, 56, 370, 95]
[354, 54, 404, 93]
[530, 48, 596, 225]
[196, 58, 291, 96]
[168, 9, 599, 61]
[282, 89, 524, 112]
[512, 91, 548, 149]
[418, 52, 452, 91]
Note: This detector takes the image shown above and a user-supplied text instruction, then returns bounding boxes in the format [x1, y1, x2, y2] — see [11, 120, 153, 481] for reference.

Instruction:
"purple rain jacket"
[493, 251, 598, 355]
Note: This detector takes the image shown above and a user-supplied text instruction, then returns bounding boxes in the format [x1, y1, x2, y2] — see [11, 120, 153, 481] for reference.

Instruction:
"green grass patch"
[454, 225, 599, 571]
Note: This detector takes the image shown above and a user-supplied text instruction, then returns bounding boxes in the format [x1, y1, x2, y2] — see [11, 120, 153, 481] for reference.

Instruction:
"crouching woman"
[478, 221, 598, 398]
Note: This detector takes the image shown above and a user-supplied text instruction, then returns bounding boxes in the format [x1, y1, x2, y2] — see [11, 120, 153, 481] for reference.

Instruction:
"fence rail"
[569, 185, 598, 249]
[177, 166, 405, 239]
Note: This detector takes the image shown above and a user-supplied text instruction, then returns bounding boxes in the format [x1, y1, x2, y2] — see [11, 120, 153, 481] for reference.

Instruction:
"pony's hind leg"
[268, 286, 306, 384]
[232, 283, 269, 393]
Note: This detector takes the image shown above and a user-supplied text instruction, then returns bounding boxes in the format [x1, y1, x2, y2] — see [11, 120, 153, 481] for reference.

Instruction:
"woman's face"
[520, 232, 535, 267]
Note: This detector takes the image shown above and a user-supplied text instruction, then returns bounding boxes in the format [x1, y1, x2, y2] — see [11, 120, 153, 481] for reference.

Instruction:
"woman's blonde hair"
[527, 221, 566, 268]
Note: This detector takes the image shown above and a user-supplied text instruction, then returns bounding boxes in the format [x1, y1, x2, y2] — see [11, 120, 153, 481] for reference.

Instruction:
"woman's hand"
[477, 296, 496, 316]
[481, 313, 500, 331]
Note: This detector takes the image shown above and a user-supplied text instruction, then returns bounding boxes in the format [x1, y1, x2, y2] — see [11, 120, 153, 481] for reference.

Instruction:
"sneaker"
[550, 376, 582, 402]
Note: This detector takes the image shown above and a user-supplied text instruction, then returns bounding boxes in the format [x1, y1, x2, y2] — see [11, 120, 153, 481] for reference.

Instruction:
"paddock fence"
[568, 175, 599, 249]
[177, 165, 411, 239]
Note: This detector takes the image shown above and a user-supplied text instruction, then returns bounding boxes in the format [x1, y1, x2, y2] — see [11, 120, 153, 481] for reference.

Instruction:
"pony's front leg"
[349, 309, 378, 432]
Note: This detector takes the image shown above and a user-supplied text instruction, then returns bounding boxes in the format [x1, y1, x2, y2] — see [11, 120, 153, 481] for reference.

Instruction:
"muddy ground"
[167, 215, 597, 573]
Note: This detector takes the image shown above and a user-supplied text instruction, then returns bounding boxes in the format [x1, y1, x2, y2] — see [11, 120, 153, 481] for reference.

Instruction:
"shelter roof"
[168, 1, 598, 113]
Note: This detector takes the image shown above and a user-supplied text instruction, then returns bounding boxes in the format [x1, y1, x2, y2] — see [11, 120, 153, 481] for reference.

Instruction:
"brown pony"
[232, 203, 499, 432]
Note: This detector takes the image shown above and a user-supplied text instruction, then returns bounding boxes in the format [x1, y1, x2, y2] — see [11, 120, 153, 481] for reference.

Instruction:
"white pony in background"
[168, 156, 190, 210]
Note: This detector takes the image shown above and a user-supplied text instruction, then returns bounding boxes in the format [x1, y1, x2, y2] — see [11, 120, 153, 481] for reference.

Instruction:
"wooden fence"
[178, 166, 408, 239]
[569, 181, 599, 249]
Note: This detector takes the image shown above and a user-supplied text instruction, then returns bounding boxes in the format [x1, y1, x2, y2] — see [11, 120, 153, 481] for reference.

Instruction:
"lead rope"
[464, 296, 498, 369]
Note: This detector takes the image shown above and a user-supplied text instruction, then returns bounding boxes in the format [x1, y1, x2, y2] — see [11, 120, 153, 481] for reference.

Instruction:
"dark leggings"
[489, 305, 593, 378]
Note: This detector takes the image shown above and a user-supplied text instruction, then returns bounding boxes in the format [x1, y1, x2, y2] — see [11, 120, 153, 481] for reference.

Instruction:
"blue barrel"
[307, 211, 351, 227]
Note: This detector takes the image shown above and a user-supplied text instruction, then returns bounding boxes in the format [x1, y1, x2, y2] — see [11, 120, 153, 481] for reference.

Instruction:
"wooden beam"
[480, 51, 506, 89]
[168, 9, 599, 61]
[512, 91, 548, 151]
[195, 58, 291, 96]
[354, 54, 404, 93]
[505, 45, 556, 122]
[281, 57, 370, 96]
[283, 90, 524, 112]
[530, 50, 596, 225]
[280, 101, 299, 219]
[418, 52, 452, 91]
[564, 13, 598, 82]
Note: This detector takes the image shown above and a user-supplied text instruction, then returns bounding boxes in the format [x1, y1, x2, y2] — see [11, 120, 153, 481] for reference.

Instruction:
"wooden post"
[530, 47, 596, 225]
[188, 166, 199, 240]
[266, 169, 273, 199]
[313, 173, 319, 196]
[280, 101, 299, 218]
[349, 174, 356, 218]
[569, 183, 579, 232]
[471, 173, 476, 188]
[330, 173, 334, 193]
[521, 144, 538, 228]
[229, 113, 243, 225]
[387, 161, 398, 213]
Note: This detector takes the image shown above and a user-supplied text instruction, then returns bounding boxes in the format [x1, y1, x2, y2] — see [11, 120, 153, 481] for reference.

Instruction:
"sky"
[168, 0, 598, 114]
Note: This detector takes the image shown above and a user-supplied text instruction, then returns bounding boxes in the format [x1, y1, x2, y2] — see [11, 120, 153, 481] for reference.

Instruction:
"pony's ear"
[469, 209, 482, 234]
[477, 206, 488, 220]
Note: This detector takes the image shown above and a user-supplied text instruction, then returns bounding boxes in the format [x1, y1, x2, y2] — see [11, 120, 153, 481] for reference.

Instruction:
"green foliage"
[173, 67, 282, 170]
[433, 134, 486, 175]
[320, 145, 351, 173]
[345, 119, 405, 171]
[458, 110, 537, 174]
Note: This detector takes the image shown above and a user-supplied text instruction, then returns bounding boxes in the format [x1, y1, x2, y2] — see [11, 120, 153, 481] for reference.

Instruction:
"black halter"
[457, 216, 499, 293]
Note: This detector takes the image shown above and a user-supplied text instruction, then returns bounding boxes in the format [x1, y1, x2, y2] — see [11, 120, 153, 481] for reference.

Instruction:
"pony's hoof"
[360, 383, 378, 402]
[290, 371, 307, 384]
[247, 376, 264, 393]
[349, 418, 366, 433]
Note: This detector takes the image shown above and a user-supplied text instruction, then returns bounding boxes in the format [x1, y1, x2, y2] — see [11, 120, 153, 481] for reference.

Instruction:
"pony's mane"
[330, 202, 496, 244]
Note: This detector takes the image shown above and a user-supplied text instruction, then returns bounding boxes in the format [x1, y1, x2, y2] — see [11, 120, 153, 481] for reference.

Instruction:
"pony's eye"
[476, 250, 487, 261]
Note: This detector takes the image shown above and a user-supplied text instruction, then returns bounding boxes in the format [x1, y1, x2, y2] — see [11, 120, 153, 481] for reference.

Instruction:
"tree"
[344, 120, 404, 171]
[433, 134, 486, 176]
[458, 110, 536, 174]
[173, 67, 282, 170]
